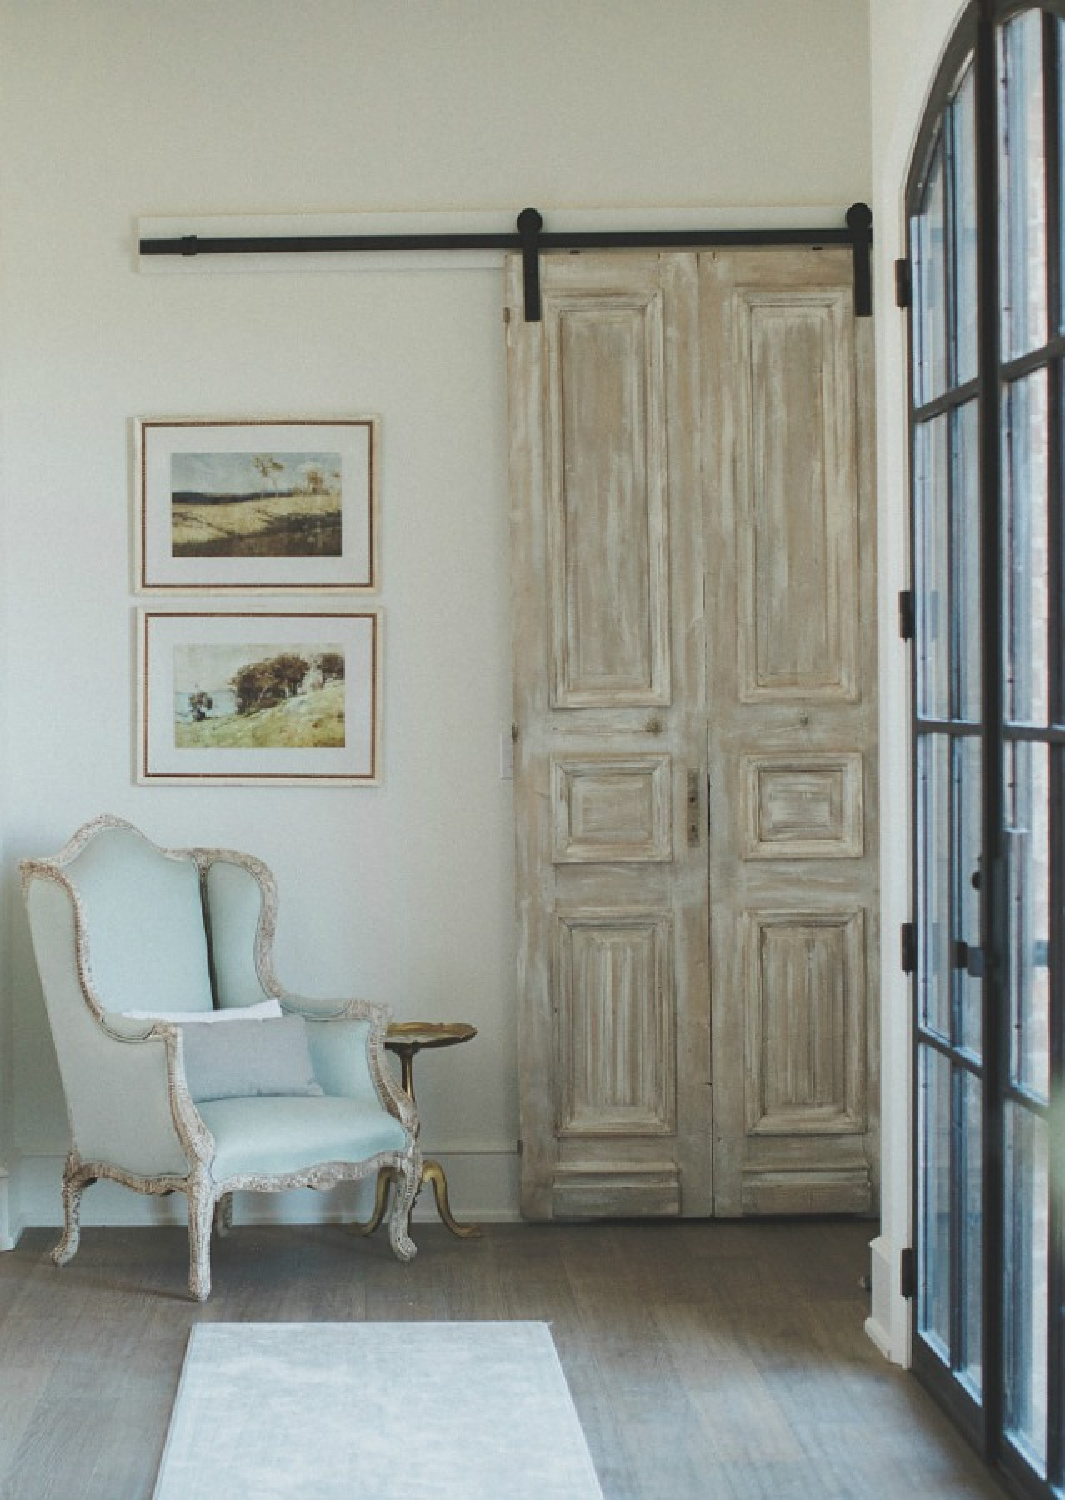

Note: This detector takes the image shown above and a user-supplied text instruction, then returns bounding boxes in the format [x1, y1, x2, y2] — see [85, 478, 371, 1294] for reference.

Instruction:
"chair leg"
[52, 1152, 93, 1267]
[187, 1172, 214, 1302]
[387, 1152, 420, 1263]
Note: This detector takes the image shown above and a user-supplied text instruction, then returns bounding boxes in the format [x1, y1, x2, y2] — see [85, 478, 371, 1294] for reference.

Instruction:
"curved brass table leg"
[422, 1158, 481, 1238]
[353, 1166, 397, 1236]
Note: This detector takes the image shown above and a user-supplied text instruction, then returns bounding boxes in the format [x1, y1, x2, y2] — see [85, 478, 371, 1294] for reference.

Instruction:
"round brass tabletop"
[385, 1021, 477, 1052]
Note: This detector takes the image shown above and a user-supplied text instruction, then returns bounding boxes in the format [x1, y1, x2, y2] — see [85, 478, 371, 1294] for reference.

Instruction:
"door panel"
[735, 289, 860, 702]
[742, 751, 864, 860]
[743, 907, 867, 1137]
[508, 246, 877, 1220]
[551, 754, 673, 864]
[556, 909, 676, 1137]
[548, 292, 671, 707]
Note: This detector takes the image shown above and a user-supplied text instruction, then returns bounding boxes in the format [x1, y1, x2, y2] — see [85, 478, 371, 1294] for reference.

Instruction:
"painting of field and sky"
[137, 419, 377, 592]
[171, 451, 343, 558]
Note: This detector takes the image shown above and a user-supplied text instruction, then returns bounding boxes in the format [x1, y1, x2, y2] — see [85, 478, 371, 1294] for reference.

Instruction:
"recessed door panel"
[551, 754, 673, 864]
[734, 291, 860, 702]
[555, 911, 675, 1136]
[546, 295, 670, 707]
[744, 908, 867, 1136]
[743, 752, 864, 859]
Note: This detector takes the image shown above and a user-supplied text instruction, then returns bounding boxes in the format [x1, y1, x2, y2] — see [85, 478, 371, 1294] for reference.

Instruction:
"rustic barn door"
[506, 246, 877, 1220]
[700, 249, 878, 1215]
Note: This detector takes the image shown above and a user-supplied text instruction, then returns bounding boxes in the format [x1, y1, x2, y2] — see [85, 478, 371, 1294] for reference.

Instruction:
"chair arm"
[277, 993, 385, 1025]
[279, 995, 417, 1135]
[57, 1020, 210, 1180]
[22, 873, 212, 1181]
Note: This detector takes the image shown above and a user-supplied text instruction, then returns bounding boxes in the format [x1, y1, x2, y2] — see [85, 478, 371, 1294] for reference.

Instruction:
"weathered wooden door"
[507, 246, 877, 1220]
[701, 249, 878, 1215]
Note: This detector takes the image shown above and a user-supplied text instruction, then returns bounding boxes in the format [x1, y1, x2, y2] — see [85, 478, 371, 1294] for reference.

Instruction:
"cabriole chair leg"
[187, 1173, 214, 1302]
[388, 1152, 420, 1264]
[53, 1154, 93, 1267]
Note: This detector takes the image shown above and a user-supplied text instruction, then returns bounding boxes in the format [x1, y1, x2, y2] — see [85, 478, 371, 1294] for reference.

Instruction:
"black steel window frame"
[906, 2, 1065, 1495]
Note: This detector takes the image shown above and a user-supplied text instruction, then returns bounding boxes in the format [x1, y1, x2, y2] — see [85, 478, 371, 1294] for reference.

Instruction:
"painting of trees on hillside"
[174, 643, 346, 749]
[139, 610, 380, 784]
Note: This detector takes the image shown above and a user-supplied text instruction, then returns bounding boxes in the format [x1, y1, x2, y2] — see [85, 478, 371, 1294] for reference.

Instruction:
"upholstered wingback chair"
[20, 815, 421, 1300]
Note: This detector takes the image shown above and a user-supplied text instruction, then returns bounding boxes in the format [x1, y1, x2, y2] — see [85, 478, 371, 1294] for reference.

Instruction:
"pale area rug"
[153, 1321, 604, 1499]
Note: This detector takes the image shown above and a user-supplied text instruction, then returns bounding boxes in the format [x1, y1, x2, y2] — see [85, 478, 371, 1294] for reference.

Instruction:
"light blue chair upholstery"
[20, 815, 421, 1300]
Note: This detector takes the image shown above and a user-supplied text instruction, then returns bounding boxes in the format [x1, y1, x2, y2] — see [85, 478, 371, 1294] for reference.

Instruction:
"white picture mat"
[136, 417, 376, 591]
[138, 609, 380, 784]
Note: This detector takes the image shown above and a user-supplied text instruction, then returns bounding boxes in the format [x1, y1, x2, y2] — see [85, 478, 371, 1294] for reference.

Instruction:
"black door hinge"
[900, 1246, 915, 1300]
[901, 921, 917, 974]
[895, 257, 912, 309]
[898, 589, 915, 642]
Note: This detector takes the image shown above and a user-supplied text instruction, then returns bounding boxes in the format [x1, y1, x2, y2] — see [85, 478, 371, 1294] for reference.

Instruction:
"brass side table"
[357, 1020, 481, 1239]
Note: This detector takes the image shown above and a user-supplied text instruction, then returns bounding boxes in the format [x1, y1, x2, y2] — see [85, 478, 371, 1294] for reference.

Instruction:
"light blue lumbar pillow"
[179, 1015, 324, 1103]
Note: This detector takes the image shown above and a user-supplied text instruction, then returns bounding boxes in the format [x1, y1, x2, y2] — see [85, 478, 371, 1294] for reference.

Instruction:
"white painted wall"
[0, 0, 872, 1237]
[867, 0, 969, 1364]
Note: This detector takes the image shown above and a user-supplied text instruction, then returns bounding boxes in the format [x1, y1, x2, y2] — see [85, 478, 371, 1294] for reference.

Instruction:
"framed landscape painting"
[138, 610, 381, 784]
[135, 417, 377, 591]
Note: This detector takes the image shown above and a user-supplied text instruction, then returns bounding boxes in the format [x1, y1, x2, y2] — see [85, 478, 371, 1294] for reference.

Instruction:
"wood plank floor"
[0, 1218, 1005, 1498]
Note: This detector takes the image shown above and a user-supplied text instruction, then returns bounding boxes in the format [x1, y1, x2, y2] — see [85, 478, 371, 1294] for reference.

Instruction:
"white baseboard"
[866, 1233, 911, 1366]
[6, 1147, 522, 1242]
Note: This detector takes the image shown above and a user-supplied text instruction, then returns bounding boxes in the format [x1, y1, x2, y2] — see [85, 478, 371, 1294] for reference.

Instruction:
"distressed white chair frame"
[20, 815, 421, 1300]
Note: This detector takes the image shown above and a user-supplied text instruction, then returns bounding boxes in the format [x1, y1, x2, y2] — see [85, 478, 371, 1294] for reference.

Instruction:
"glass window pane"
[1005, 741, 1051, 1098]
[954, 735, 983, 1056]
[918, 1046, 952, 1359]
[913, 132, 948, 405]
[1004, 1103, 1049, 1473]
[952, 63, 979, 385]
[952, 400, 981, 721]
[916, 415, 951, 720]
[1000, 10, 1047, 360]
[960, 1071, 983, 1393]
[918, 732, 952, 1038]
[1003, 370, 1050, 725]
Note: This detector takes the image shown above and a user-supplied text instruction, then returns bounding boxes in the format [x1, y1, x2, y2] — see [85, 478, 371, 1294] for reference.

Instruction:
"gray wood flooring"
[0, 1217, 1005, 1498]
